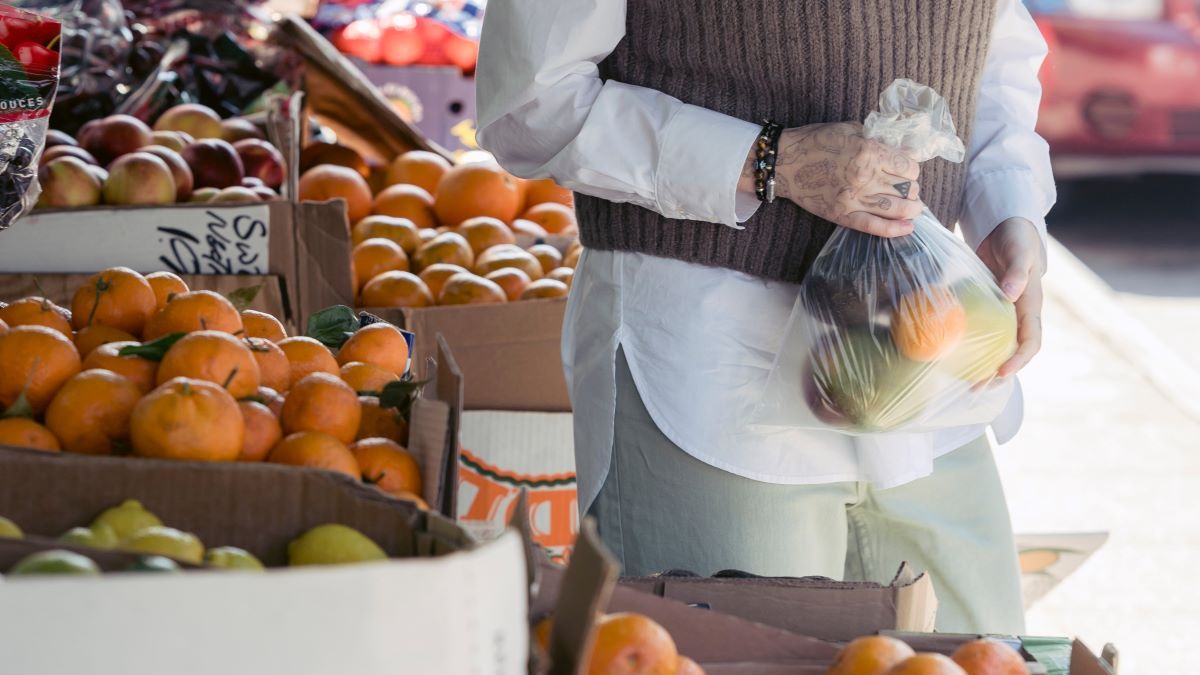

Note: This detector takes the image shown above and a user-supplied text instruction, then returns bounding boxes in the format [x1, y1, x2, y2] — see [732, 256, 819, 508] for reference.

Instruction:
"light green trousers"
[588, 350, 1025, 634]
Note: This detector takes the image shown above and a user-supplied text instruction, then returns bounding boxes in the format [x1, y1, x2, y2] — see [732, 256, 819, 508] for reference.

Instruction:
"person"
[476, 0, 1054, 634]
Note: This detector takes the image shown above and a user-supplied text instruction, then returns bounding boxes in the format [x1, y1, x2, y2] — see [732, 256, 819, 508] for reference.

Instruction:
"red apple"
[181, 138, 245, 189]
[251, 186, 278, 201]
[209, 186, 260, 204]
[37, 156, 103, 208]
[380, 13, 423, 66]
[335, 19, 383, 63]
[150, 130, 189, 153]
[40, 145, 97, 166]
[81, 114, 153, 165]
[140, 145, 194, 202]
[233, 139, 285, 190]
[242, 176, 264, 188]
[220, 118, 264, 142]
[103, 152, 176, 205]
[154, 103, 223, 139]
[45, 129, 77, 148]
[86, 165, 108, 185]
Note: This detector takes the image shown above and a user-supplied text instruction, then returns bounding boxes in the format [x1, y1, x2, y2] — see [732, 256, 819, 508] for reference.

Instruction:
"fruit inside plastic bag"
[751, 80, 1018, 434]
[0, 5, 61, 229]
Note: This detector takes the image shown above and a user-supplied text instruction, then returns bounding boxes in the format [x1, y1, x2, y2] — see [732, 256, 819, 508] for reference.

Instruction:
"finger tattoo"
[892, 181, 911, 199]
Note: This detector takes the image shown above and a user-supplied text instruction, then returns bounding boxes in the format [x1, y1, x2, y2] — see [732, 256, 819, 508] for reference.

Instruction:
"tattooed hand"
[741, 122, 922, 237]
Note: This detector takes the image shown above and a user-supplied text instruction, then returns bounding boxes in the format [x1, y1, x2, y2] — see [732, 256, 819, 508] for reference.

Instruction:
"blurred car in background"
[1027, 0, 1200, 177]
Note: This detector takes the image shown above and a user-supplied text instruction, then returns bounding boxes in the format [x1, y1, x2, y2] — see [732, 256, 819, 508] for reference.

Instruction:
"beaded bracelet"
[754, 120, 784, 203]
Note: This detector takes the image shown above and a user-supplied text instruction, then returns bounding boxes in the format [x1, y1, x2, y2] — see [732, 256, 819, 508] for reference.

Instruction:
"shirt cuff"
[654, 103, 762, 228]
[960, 167, 1054, 253]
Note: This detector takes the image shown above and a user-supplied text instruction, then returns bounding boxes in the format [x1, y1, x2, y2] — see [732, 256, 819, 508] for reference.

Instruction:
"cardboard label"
[457, 411, 578, 563]
[0, 205, 271, 275]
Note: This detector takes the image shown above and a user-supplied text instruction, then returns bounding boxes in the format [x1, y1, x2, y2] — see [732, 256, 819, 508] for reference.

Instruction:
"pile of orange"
[0, 268, 427, 510]
[534, 611, 704, 675]
[297, 149, 584, 308]
[826, 635, 1027, 675]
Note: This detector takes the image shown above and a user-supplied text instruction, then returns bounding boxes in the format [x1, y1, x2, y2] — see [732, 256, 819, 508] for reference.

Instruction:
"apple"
[181, 138, 244, 189]
[86, 165, 108, 185]
[804, 328, 928, 432]
[140, 145, 194, 202]
[154, 103, 223, 139]
[251, 186, 278, 201]
[37, 156, 103, 208]
[241, 176, 264, 188]
[233, 139, 285, 190]
[940, 283, 1018, 384]
[81, 114, 153, 166]
[103, 152, 176, 205]
[190, 187, 220, 203]
[44, 129, 78, 148]
[208, 186, 260, 204]
[220, 118, 264, 142]
[150, 130, 190, 153]
[40, 145, 97, 166]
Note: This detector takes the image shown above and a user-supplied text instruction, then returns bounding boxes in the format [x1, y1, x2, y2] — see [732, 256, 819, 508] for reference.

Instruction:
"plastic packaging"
[751, 80, 1018, 435]
[0, 4, 61, 229]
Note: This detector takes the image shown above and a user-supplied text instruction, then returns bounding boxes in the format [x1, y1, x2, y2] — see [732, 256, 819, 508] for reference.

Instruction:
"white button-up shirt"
[477, 0, 1056, 512]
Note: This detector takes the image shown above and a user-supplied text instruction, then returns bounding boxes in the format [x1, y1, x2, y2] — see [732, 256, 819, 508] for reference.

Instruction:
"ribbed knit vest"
[575, 0, 999, 283]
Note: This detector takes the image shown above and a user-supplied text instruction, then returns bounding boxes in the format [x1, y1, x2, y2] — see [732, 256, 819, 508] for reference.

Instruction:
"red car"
[1027, 0, 1200, 177]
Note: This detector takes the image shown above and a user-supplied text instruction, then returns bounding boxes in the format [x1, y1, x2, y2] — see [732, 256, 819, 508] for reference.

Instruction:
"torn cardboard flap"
[406, 340, 463, 518]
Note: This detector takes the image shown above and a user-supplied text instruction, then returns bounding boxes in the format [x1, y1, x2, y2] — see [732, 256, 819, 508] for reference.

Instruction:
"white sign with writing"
[0, 204, 271, 275]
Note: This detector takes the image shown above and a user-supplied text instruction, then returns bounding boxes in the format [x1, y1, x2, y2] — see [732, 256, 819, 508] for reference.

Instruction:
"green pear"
[941, 283, 1017, 384]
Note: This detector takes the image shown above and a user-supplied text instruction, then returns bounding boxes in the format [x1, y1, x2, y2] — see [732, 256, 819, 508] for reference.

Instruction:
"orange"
[0, 418, 60, 452]
[521, 202, 578, 235]
[83, 341, 157, 393]
[145, 271, 189, 311]
[0, 325, 82, 415]
[519, 278, 570, 301]
[950, 639, 1027, 675]
[44, 369, 142, 455]
[418, 264, 469, 300]
[143, 290, 243, 340]
[473, 244, 544, 280]
[359, 271, 435, 309]
[587, 613, 678, 675]
[73, 324, 136, 359]
[237, 400, 282, 462]
[278, 336, 340, 389]
[547, 267, 575, 288]
[353, 238, 410, 295]
[341, 362, 399, 393]
[156, 330, 261, 399]
[458, 216, 516, 255]
[280, 372, 362, 444]
[241, 309, 287, 342]
[891, 287, 968, 362]
[485, 268, 532, 302]
[0, 317, 6, 334]
[337, 323, 409, 375]
[418, 228, 438, 244]
[676, 656, 706, 675]
[357, 395, 407, 443]
[372, 183, 437, 230]
[351, 437, 423, 497]
[885, 654, 967, 675]
[522, 178, 573, 210]
[563, 246, 582, 269]
[528, 244, 563, 274]
[827, 635, 916, 675]
[299, 164, 373, 224]
[0, 297, 73, 337]
[247, 337, 291, 393]
[351, 215, 421, 254]
[70, 267, 157, 336]
[533, 617, 553, 653]
[258, 385, 285, 417]
[438, 273, 507, 306]
[130, 376, 244, 461]
[511, 219, 549, 238]
[267, 431, 359, 480]
[433, 162, 522, 226]
[385, 150, 451, 195]
[395, 492, 428, 509]
[413, 231, 474, 272]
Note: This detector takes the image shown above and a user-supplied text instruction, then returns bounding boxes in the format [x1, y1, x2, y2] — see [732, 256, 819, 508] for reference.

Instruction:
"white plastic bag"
[751, 80, 1018, 434]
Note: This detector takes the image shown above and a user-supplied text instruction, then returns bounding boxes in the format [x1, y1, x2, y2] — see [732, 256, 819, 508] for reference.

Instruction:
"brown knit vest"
[575, 0, 998, 283]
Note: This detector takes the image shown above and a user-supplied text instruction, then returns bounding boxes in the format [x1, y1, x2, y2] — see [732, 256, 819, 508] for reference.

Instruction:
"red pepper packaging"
[0, 4, 60, 229]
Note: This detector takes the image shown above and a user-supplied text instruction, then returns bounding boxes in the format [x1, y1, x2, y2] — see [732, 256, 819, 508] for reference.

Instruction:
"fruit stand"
[0, 3, 1119, 675]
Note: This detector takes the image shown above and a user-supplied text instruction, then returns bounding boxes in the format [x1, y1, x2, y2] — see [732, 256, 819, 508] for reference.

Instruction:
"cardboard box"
[0, 448, 527, 675]
[357, 63, 478, 154]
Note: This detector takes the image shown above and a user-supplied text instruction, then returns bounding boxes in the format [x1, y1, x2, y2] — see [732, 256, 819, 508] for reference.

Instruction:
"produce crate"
[356, 63, 478, 154]
[0, 445, 526, 675]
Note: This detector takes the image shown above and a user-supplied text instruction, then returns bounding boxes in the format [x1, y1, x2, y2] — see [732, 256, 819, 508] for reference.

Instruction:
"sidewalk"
[995, 240, 1200, 674]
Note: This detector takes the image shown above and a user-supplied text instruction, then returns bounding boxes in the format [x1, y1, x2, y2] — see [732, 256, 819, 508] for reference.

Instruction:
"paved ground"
[995, 176, 1200, 674]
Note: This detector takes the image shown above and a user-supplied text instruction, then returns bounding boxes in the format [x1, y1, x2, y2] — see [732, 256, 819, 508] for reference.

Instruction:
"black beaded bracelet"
[753, 120, 784, 203]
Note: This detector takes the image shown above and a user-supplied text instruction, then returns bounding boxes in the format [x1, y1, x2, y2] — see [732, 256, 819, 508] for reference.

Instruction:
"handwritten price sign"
[0, 204, 273, 275]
